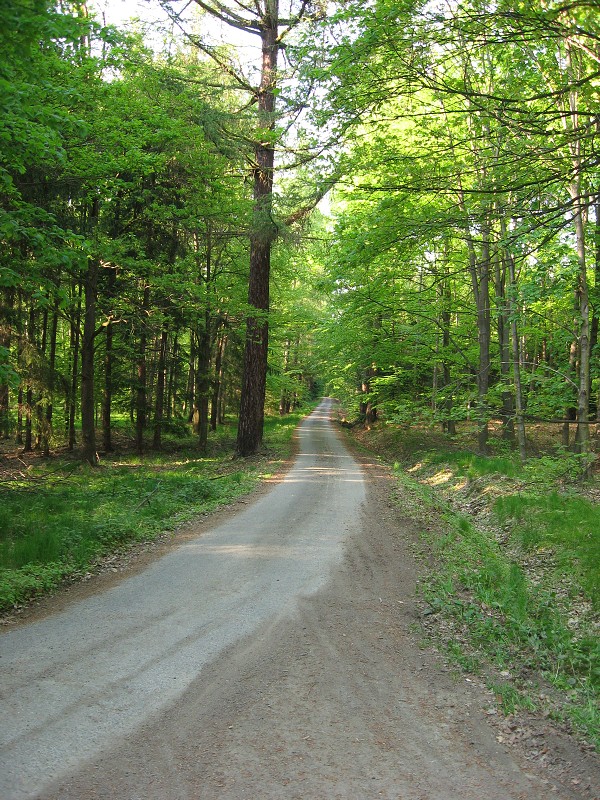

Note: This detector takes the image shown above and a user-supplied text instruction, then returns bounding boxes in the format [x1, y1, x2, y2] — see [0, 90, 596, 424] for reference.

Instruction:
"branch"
[158, 2, 257, 92]
[282, 173, 339, 226]
[190, 0, 261, 33]
[278, 0, 318, 42]
[188, 35, 256, 93]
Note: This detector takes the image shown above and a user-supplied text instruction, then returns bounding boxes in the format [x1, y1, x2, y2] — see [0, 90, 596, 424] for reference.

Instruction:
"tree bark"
[439, 245, 456, 435]
[81, 257, 99, 466]
[153, 324, 169, 450]
[135, 285, 150, 456]
[186, 330, 196, 423]
[194, 319, 211, 453]
[42, 300, 59, 457]
[102, 266, 116, 453]
[211, 329, 225, 431]
[565, 40, 591, 462]
[494, 245, 515, 441]
[23, 305, 35, 453]
[166, 332, 178, 421]
[236, 1, 279, 456]
[572, 193, 591, 456]
[102, 318, 113, 453]
[463, 215, 491, 454]
[0, 289, 13, 438]
[590, 189, 600, 436]
[279, 339, 291, 415]
[68, 281, 82, 451]
[505, 246, 527, 462]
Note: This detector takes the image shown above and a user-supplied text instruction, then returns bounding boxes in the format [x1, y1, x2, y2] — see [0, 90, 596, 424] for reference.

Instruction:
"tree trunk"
[464, 218, 491, 454]
[68, 282, 82, 452]
[153, 325, 168, 450]
[17, 386, 23, 445]
[441, 302, 456, 436]
[42, 300, 59, 457]
[135, 285, 150, 456]
[102, 266, 116, 453]
[24, 387, 33, 452]
[572, 193, 591, 456]
[186, 330, 196, 423]
[15, 291, 23, 445]
[23, 305, 35, 453]
[494, 246, 515, 441]
[194, 320, 211, 453]
[594, 188, 600, 436]
[81, 257, 99, 466]
[211, 331, 226, 431]
[0, 289, 13, 438]
[505, 246, 527, 462]
[565, 40, 590, 463]
[34, 306, 48, 450]
[102, 319, 113, 452]
[236, 3, 279, 456]
[279, 339, 291, 415]
[166, 332, 178, 421]
[563, 335, 578, 449]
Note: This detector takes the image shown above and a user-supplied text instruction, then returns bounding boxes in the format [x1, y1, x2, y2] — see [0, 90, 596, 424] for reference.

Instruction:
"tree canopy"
[1, 0, 599, 466]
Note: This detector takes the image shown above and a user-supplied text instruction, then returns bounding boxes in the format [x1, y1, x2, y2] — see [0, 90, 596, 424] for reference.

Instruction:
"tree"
[160, 0, 325, 454]
[309, 0, 599, 467]
[0, 5, 257, 460]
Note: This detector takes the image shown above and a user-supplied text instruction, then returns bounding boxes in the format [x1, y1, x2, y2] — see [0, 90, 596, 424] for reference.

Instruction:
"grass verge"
[347, 422, 599, 748]
[0, 408, 308, 613]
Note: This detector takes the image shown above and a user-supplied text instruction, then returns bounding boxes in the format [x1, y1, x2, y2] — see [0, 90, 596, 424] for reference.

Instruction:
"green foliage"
[306, 0, 600, 467]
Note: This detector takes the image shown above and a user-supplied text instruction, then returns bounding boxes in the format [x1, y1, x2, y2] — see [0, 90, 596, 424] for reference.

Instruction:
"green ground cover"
[347, 421, 599, 747]
[0, 410, 307, 612]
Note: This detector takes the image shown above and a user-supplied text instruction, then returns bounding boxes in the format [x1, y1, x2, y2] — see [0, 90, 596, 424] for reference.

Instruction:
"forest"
[1, 0, 599, 747]
[1, 0, 599, 467]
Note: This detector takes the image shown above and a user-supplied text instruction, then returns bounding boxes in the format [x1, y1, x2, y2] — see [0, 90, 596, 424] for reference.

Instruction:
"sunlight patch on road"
[181, 543, 332, 558]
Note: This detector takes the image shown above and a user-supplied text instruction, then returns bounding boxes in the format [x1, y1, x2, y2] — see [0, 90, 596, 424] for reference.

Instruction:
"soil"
[2, 411, 598, 800]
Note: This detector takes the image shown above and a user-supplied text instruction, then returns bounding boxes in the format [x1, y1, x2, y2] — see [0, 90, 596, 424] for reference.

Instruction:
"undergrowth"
[396, 468, 599, 746]
[348, 421, 599, 747]
[494, 492, 600, 606]
[0, 408, 307, 612]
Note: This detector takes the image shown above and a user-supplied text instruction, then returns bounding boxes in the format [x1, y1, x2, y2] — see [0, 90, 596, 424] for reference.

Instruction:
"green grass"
[424, 449, 523, 479]
[0, 407, 309, 611]
[382, 438, 599, 746]
[494, 492, 600, 607]
[349, 419, 598, 743]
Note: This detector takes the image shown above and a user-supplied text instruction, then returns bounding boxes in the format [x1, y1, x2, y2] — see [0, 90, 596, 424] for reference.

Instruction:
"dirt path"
[1, 401, 597, 799]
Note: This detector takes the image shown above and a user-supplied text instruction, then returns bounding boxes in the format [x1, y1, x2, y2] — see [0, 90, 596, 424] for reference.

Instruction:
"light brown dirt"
[35, 454, 599, 800]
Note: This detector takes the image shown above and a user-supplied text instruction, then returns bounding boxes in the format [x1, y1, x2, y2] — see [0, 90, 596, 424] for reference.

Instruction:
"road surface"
[0, 399, 595, 799]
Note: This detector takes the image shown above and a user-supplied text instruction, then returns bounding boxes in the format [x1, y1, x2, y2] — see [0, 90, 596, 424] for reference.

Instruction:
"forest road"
[0, 398, 594, 800]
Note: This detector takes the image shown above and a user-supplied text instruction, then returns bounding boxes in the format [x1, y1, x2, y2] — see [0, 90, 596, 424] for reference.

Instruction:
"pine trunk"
[236, 4, 279, 456]
[0, 289, 13, 438]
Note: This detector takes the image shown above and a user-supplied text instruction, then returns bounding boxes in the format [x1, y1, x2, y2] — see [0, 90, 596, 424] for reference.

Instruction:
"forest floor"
[1, 410, 598, 799]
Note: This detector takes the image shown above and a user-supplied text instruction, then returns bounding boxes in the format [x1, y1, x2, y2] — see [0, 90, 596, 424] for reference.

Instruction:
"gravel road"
[1, 399, 597, 800]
